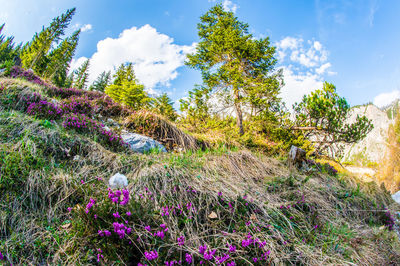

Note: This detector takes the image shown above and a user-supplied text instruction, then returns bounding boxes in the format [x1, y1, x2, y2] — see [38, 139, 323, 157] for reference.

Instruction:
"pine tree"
[179, 85, 211, 126]
[153, 93, 177, 121]
[122, 81, 151, 110]
[20, 8, 76, 74]
[73, 59, 90, 89]
[0, 24, 21, 64]
[113, 63, 136, 85]
[105, 63, 151, 110]
[186, 4, 282, 135]
[64, 71, 75, 88]
[89, 71, 111, 92]
[293, 82, 373, 157]
[44, 29, 80, 87]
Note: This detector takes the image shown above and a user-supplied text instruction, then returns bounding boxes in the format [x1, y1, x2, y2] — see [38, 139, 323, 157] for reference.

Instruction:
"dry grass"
[123, 110, 207, 151]
[377, 116, 400, 193]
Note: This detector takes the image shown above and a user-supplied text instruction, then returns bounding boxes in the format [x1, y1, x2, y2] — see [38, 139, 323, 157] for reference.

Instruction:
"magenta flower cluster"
[61, 96, 94, 115]
[144, 250, 158, 261]
[26, 99, 63, 119]
[9, 66, 45, 86]
[98, 229, 112, 237]
[177, 235, 185, 246]
[97, 249, 104, 262]
[85, 198, 96, 214]
[108, 188, 130, 205]
[62, 113, 126, 149]
[0, 251, 4, 260]
[44, 84, 103, 100]
[113, 222, 133, 239]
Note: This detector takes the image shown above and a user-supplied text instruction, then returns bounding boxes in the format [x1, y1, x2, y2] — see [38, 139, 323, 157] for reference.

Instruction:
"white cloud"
[69, 57, 89, 72]
[313, 41, 322, 51]
[71, 24, 196, 92]
[280, 67, 324, 109]
[80, 24, 92, 32]
[368, 1, 379, 27]
[222, 0, 238, 13]
[316, 62, 331, 75]
[373, 90, 400, 108]
[276, 37, 334, 108]
[276, 37, 328, 68]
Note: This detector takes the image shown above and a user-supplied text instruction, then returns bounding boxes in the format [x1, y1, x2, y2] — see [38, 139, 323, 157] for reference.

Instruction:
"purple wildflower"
[154, 230, 165, 239]
[144, 250, 158, 261]
[185, 253, 192, 264]
[203, 249, 216, 260]
[215, 254, 230, 264]
[177, 235, 185, 246]
[228, 244, 236, 253]
[199, 245, 207, 255]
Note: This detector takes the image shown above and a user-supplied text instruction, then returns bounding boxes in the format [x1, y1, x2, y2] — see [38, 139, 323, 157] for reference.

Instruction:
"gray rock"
[109, 173, 128, 188]
[121, 131, 167, 153]
[392, 191, 400, 204]
[288, 145, 306, 167]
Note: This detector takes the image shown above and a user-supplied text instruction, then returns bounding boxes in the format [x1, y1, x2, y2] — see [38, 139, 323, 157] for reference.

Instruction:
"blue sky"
[1, 0, 400, 108]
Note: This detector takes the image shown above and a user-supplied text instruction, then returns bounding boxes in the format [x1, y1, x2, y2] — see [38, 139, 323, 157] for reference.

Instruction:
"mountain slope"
[0, 76, 399, 265]
[342, 104, 393, 166]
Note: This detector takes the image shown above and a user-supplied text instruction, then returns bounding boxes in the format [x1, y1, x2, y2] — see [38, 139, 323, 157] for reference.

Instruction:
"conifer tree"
[89, 71, 111, 92]
[64, 71, 75, 88]
[44, 30, 80, 87]
[153, 93, 177, 121]
[73, 59, 90, 89]
[113, 63, 136, 85]
[105, 63, 151, 110]
[0, 24, 21, 64]
[20, 8, 76, 74]
[186, 4, 282, 135]
[293, 82, 373, 157]
[122, 81, 151, 110]
[180, 86, 211, 127]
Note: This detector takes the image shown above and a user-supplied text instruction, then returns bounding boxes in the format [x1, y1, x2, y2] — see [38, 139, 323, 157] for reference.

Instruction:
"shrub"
[44, 85, 103, 100]
[61, 96, 93, 115]
[26, 99, 63, 120]
[0, 142, 46, 191]
[62, 113, 126, 151]
[93, 95, 131, 118]
[123, 110, 204, 151]
[8, 66, 45, 86]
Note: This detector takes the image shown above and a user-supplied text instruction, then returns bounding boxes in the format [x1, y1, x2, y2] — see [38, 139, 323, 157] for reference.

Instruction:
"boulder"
[288, 145, 306, 167]
[392, 191, 400, 204]
[121, 131, 167, 153]
[109, 173, 128, 188]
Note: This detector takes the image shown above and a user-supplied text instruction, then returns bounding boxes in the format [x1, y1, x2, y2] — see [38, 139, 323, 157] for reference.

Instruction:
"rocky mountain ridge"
[342, 100, 399, 166]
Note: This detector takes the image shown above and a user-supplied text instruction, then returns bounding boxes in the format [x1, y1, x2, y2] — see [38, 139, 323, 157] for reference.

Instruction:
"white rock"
[392, 191, 400, 204]
[121, 132, 167, 153]
[109, 173, 128, 188]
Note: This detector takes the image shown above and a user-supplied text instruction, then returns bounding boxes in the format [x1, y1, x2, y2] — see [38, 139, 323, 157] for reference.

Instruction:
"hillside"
[0, 75, 400, 265]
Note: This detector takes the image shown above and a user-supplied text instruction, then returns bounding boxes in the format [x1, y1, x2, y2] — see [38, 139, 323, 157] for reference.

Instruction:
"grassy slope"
[0, 78, 399, 265]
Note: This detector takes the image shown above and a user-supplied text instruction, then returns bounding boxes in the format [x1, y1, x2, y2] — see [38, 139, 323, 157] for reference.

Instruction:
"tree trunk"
[234, 87, 244, 135]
